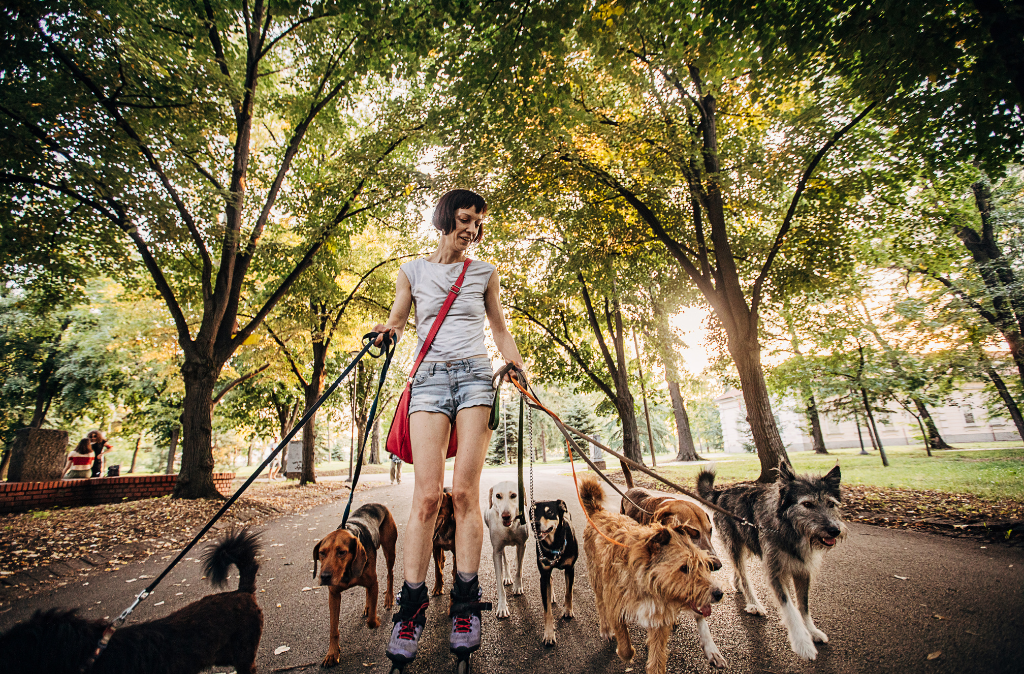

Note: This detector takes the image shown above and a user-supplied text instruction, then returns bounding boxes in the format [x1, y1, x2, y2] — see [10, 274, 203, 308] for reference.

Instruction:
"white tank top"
[400, 258, 497, 361]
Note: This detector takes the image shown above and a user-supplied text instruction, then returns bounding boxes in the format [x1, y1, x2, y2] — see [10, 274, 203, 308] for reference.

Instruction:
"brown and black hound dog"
[432, 487, 457, 596]
[313, 503, 398, 667]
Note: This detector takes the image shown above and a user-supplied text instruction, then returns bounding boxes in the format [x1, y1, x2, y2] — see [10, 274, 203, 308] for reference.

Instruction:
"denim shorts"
[409, 358, 495, 420]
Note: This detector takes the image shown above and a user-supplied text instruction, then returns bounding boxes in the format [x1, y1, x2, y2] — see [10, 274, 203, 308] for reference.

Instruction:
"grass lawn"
[652, 445, 1024, 502]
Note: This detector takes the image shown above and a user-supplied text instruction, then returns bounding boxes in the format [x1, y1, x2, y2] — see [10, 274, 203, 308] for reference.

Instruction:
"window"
[963, 405, 975, 425]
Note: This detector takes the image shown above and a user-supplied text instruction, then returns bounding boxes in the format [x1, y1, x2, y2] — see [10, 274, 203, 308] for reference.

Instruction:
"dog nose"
[319, 573, 332, 586]
[711, 588, 723, 603]
[710, 557, 723, 571]
[826, 526, 841, 538]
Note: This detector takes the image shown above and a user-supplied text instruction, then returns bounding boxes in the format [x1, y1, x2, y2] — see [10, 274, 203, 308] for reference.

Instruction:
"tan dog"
[621, 487, 727, 668]
[432, 487, 457, 596]
[581, 476, 722, 674]
[313, 503, 397, 667]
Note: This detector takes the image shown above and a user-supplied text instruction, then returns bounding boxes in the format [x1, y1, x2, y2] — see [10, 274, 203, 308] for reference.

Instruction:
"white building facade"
[714, 383, 1020, 454]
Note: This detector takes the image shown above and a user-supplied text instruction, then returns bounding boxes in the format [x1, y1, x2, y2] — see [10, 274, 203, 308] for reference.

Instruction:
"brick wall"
[0, 473, 236, 514]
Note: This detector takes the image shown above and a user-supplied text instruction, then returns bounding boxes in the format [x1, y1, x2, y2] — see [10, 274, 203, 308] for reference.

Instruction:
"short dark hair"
[432, 189, 487, 242]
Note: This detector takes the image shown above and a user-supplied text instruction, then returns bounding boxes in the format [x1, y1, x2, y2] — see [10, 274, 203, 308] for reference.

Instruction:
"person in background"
[84, 430, 112, 478]
[389, 451, 403, 485]
[267, 437, 281, 480]
[63, 440, 95, 479]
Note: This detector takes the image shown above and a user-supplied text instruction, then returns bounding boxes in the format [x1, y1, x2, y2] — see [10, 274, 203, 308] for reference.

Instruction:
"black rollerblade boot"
[387, 582, 430, 673]
[449, 574, 491, 674]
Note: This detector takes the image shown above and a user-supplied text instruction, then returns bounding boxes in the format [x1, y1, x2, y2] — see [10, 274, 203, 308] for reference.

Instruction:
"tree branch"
[212, 362, 269, 405]
[750, 100, 879, 315]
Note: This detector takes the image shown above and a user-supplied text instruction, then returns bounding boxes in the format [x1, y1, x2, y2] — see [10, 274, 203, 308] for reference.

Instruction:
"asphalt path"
[1, 464, 1022, 674]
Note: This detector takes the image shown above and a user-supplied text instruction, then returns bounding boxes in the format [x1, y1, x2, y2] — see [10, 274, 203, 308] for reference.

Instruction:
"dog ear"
[823, 463, 841, 493]
[312, 540, 321, 579]
[488, 486, 494, 510]
[348, 537, 367, 581]
[557, 499, 568, 514]
[647, 527, 672, 552]
[676, 523, 700, 539]
[777, 461, 796, 483]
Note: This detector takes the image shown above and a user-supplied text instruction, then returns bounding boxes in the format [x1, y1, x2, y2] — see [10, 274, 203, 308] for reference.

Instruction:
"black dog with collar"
[532, 499, 578, 646]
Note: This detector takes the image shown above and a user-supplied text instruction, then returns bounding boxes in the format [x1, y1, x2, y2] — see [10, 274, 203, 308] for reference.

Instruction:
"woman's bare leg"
[451, 406, 492, 575]
[403, 411, 450, 584]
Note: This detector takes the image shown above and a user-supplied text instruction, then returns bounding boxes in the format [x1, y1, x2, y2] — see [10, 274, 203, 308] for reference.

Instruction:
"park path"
[1, 465, 1021, 674]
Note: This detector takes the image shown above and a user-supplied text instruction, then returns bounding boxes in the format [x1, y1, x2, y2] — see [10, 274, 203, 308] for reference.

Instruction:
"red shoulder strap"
[407, 258, 472, 381]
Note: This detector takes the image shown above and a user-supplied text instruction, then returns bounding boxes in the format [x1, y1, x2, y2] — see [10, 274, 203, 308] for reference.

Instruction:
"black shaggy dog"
[698, 462, 846, 662]
[0, 527, 264, 674]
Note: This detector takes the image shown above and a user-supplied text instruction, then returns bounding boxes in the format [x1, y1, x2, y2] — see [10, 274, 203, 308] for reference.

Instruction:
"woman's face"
[88, 432, 99, 442]
[448, 207, 484, 250]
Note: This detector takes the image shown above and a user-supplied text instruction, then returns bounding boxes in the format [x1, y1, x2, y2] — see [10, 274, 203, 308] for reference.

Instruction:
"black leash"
[92, 331, 395, 668]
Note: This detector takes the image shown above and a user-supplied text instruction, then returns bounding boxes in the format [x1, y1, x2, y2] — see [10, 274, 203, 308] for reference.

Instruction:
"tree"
[1, 0, 440, 497]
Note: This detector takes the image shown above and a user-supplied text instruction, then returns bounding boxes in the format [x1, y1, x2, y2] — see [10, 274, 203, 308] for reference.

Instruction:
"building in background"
[714, 383, 1019, 454]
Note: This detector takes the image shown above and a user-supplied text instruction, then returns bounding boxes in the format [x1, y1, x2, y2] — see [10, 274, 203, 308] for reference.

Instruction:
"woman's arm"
[483, 271, 525, 372]
[372, 269, 413, 346]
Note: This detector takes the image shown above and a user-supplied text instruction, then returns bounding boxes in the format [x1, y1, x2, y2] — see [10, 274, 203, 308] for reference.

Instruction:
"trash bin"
[106, 465, 120, 477]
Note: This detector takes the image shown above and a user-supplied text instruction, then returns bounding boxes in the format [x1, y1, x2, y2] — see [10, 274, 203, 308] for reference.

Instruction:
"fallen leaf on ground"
[301, 587, 311, 592]
[894, 575, 909, 580]
[274, 645, 291, 655]
[927, 651, 941, 660]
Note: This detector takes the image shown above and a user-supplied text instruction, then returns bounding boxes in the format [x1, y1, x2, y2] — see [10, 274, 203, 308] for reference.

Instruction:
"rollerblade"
[387, 582, 429, 674]
[449, 574, 492, 674]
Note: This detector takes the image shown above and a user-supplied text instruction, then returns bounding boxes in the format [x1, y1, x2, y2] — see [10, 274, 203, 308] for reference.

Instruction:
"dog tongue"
[700, 605, 712, 618]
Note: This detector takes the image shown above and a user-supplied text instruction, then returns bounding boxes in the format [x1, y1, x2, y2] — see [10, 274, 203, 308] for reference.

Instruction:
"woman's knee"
[412, 487, 443, 522]
[450, 486, 479, 517]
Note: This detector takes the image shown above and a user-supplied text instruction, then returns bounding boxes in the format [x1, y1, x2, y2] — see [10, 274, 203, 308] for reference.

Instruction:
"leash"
[89, 332, 395, 671]
[505, 374, 764, 534]
[342, 334, 396, 526]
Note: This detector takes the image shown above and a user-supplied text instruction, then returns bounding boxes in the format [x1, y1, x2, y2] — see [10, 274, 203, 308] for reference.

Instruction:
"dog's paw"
[599, 627, 613, 641]
[431, 585, 444, 597]
[496, 602, 511, 619]
[744, 603, 766, 616]
[561, 606, 574, 620]
[543, 629, 557, 647]
[366, 614, 381, 629]
[808, 626, 829, 643]
[321, 652, 341, 668]
[510, 582, 524, 596]
[615, 642, 635, 662]
[790, 637, 818, 661]
[705, 649, 728, 669]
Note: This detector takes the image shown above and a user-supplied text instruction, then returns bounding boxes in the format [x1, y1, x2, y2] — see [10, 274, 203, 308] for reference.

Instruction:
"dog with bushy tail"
[698, 462, 846, 661]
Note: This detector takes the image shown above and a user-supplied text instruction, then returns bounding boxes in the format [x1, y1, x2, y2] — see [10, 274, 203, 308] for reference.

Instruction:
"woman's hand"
[371, 324, 398, 347]
[502, 360, 528, 384]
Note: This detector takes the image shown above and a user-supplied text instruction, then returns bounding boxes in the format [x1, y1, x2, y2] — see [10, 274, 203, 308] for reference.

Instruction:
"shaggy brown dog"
[581, 476, 721, 674]
[621, 487, 727, 668]
[313, 503, 397, 667]
[0, 528, 263, 674]
[432, 487, 457, 596]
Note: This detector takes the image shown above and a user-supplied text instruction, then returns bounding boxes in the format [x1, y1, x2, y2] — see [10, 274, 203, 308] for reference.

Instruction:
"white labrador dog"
[485, 480, 530, 618]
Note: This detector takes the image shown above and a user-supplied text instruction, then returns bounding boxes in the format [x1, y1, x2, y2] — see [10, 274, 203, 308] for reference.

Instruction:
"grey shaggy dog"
[697, 462, 846, 662]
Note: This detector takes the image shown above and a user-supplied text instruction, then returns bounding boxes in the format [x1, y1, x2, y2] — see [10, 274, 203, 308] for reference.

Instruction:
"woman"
[372, 189, 525, 667]
[63, 440, 95, 480]
[85, 430, 112, 478]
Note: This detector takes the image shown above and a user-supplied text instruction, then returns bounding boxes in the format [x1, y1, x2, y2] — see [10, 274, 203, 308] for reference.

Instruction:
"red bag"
[385, 259, 472, 464]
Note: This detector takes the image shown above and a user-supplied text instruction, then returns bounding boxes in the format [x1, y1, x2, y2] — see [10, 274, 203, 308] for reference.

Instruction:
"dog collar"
[537, 535, 566, 563]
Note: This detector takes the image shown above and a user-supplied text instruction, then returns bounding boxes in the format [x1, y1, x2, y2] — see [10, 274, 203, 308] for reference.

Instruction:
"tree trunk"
[853, 410, 869, 454]
[540, 427, 547, 462]
[730, 336, 791, 480]
[370, 415, 381, 464]
[166, 425, 180, 474]
[915, 415, 933, 457]
[804, 388, 828, 454]
[173, 360, 222, 498]
[860, 388, 890, 467]
[668, 382, 701, 461]
[912, 396, 953, 449]
[985, 361, 1024, 441]
[129, 431, 143, 473]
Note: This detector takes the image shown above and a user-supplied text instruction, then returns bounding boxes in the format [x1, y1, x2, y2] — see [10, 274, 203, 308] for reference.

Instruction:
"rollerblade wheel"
[455, 656, 471, 674]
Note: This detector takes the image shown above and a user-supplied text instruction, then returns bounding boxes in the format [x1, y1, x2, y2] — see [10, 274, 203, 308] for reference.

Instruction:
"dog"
[532, 498, 578, 645]
[621, 487, 727, 669]
[313, 502, 397, 667]
[0, 527, 263, 674]
[581, 476, 720, 674]
[697, 462, 846, 661]
[432, 487, 457, 596]
[485, 480, 530, 618]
